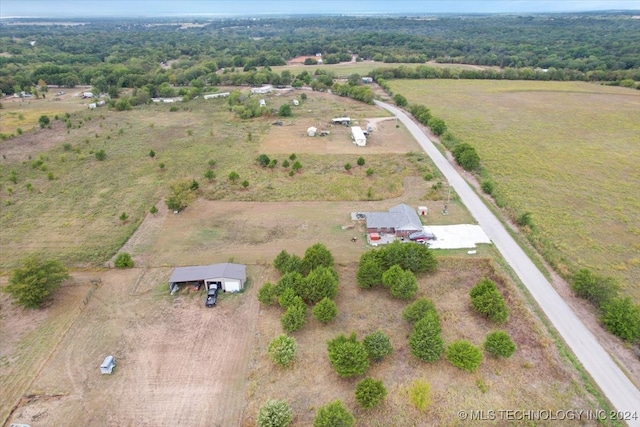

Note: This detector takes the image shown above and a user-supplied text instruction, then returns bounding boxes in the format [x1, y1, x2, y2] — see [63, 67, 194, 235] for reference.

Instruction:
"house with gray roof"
[364, 203, 423, 238]
[169, 262, 246, 294]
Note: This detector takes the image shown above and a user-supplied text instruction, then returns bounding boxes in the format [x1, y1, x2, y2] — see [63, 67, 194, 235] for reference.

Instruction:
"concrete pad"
[423, 224, 492, 249]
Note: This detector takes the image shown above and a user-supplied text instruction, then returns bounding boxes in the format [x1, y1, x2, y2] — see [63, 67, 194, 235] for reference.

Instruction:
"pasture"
[389, 79, 640, 298]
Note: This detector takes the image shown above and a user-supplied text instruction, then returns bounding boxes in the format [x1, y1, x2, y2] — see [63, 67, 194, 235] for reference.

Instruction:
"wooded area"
[1, 12, 639, 95]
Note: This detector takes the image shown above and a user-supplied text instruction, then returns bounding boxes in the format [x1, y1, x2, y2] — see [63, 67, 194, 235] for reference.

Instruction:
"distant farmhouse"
[250, 85, 273, 94]
[363, 204, 423, 238]
[203, 92, 230, 99]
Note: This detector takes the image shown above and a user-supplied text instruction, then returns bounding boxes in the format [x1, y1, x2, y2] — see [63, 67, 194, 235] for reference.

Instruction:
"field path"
[375, 100, 640, 425]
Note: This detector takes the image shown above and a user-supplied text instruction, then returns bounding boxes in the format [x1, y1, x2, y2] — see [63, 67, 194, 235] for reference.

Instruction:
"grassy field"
[389, 79, 640, 298]
[0, 90, 437, 268]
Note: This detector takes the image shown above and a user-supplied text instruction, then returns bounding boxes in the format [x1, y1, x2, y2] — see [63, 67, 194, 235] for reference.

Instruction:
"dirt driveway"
[7, 266, 262, 427]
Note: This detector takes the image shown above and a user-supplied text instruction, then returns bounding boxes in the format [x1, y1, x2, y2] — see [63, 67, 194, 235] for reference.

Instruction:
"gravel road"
[375, 100, 640, 426]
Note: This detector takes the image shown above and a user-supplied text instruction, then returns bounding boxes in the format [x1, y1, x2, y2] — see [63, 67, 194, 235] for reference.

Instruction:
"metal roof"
[365, 203, 422, 232]
[169, 263, 246, 284]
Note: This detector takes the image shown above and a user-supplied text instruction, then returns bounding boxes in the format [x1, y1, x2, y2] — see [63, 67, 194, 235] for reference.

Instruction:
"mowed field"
[389, 79, 640, 298]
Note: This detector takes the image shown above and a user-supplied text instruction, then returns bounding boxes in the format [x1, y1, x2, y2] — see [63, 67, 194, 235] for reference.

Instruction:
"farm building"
[363, 203, 423, 238]
[204, 92, 230, 99]
[332, 117, 351, 126]
[307, 126, 317, 136]
[250, 85, 273, 94]
[168, 263, 247, 294]
[351, 126, 367, 147]
[100, 355, 116, 374]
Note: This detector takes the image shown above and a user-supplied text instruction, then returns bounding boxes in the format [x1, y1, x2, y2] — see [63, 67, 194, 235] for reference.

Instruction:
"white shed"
[351, 126, 366, 147]
[307, 126, 317, 137]
[259, 99, 266, 107]
[100, 355, 116, 374]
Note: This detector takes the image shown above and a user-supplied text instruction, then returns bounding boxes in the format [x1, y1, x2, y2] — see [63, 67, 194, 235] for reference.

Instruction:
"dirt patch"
[7, 266, 262, 427]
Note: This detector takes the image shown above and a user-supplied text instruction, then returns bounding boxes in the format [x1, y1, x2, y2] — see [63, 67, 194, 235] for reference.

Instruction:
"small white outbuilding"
[307, 126, 317, 137]
[100, 355, 116, 374]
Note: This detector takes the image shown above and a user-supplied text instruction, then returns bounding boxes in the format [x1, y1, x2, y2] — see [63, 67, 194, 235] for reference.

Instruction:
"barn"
[168, 263, 247, 294]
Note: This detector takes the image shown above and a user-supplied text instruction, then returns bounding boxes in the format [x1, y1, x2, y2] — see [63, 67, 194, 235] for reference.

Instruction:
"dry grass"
[242, 258, 598, 426]
[389, 79, 640, 298]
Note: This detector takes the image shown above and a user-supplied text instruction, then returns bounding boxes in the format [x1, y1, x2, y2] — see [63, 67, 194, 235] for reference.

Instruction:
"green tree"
[409, 314, 444, 362]
[452, 143, 480, 171]
[95, 149, 107, 161]
[114, 252, 134, 268]
[278, 288, 299, 309]
[393, 93, 408, 107]
[302, 243, 334, 275]
[166, 178, 197, 212]
[149, 149, 156, 158]
[427, 117, 447, 135]
[278, 103, 292, 117]
[470, 279, 509, 323]
[382, 265, 418, 300]
[268, 334, 297, 367]
[282, 159, 290, 168]
[149, 206, 158, 214]
[4, 255, 70, 308]
[601, 297, 640, 342]
[313, 400, 354, 427]
[273, 250, 303, 275]
[402, 298, 437, 324]
[258, 282, 276, 305]
[292, 160, 302, 172]
[274, 271, 305, 298]
[378, 241, 438, 274]
[119, 211, 128, 222]
[327, 333, 370, 378]
[484, 331, 517, 358]
[257, 400, 293, 427]
[204, 169, 216, 181]
[38, 115, 50, 128]
[313, 297, 338, 324]
[363, 330, 393, 362]
[228, 171, 240, 183]
[355, 377, 387, 408]
[446, 340, 483, 373]
[344, 163, 352, 172]
[256, 154, 271, 167]
[281, 298, 306, 333]
[571, 268, 619, 309]
[356, 252, 384, 289]
[408, 379, 432, 411]
[242, 180, 250, 189]
[357, 157, 365, 166]
[302, 266, 338, 303]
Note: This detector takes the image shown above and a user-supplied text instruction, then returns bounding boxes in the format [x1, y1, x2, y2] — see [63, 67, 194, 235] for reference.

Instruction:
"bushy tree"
[446, 340, 483, 372]
[452, 143, 480, 171]
[301, 266, 338, 303]
[274, 271, 305, 298]
[327, 333, 370, 378]
[355, 377, 387, 408]
[314, 400, 354, 427]
[38, 115, 50, 128]
[302, 243, 334, 275]
[601, 297, 640, 342]
[268, 334, 297, 367]
[114, 252, 134, 268]
[256, 154, 271, 167]
[382, 265, 418, 300]
[4, 255, 70, 308]
[393, 93, 408, 107]
[278, 103, 292, 117]
[484, 331, 517, 358]
[273, 250, 303, 275]
[378, 241, 438, 274]
[571, 268, 619, 309]
[363, 330, 393, 362]
[409, 314, 444, 362]
[356, 251, 384, 289]
[313, 297, 338, 324]
[228, 171, 240, 183]
[95, 149, 107, 161]
[470, 278, 509, 323]
[257, 400, 293, 427]
[357, 156, 365, 166]
[281, 298, 306, 333]
[258, 282, 276, 305]
[427, 117, 447, 135]
[402, 298, 437, 324]
[408, 379, 432, 411]
[278, 288, 298, 309]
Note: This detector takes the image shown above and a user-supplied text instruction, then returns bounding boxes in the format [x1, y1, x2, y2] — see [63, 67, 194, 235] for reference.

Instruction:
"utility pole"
[442, 181, 450, 215]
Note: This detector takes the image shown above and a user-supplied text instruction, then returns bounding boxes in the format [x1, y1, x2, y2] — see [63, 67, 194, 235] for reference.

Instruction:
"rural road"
[375, 100, 640, 426]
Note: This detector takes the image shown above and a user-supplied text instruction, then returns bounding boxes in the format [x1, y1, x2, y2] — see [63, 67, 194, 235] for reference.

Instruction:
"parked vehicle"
[205, 288, 218, 307]
[409, 231, 437, 241]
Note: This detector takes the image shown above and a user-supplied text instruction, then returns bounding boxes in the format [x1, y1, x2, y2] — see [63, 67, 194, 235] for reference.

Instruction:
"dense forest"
[0, 12, 639, 95]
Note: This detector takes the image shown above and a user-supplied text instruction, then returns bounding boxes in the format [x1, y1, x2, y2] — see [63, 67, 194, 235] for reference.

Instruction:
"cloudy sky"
[1, 0, 639, 17]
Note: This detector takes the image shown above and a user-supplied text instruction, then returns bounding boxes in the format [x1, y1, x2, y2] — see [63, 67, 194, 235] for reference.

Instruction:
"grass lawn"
[389, 79, 640, 298]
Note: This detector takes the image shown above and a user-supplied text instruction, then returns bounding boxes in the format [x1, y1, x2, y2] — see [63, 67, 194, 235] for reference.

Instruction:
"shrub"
[382, 265, 418, 300]
[38, 115, 50, 128]
[363, 330, 393, 362]
[3, 255, 69, 308]
[301, 266, 338, 303]
[149, 206, 158, 214]
[228, 171, 240, 183]
[356, 251, 384, 288]
[484, 331, 517, 358]
[204, 169, 216, 180]
[402, 298, 437, 324]
[274, 250, 303, 275]
[165, 178, 197, 212]
[344, 162, 352, 172]
[481, 179, 494, 195]
[355, 377, 387, 408]
[256, 154, 271, 167]
[470, 278, 509, 323]
[282, 159, 290, 168]
[409, 314, 444, 362]
[327, 333, 370, 378]
[273, 271, 304, 298]
[357, 156, 365, 166]
[258, 282, 276, 305]
[571, 268, 619, 309]
[95, 149, 106, 161]
[427, 117, 447, 136]
[516, 212, 534, 228]
[408, 379, 431, 411]
[446, 340, 483, 372]
[242, 180, 249, 189]
[149, 149, 156, 158]
[278, 103, 292, 117]
[601, 297, 640, 342]
[313, 400, 354, 427]
[268, 334, 297, 367]
[257, 400, 293, 427]
[393, 93, 408, 107]
[278, 288, 299, 309]
[302, 243, 334, 275]
[366, 167, 374, 176]
[452, 143, 480, 171]
[114, 252, 134, 268]
[281, 298, 306, 333]
[378, 241, 438, 274]
[313, 297, 338, 323]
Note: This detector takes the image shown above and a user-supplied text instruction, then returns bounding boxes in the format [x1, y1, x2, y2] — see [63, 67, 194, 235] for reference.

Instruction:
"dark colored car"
[205, 288, 218, 307]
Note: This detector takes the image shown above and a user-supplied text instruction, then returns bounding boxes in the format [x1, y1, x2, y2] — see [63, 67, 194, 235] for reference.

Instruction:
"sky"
[1, 0, 640, 18]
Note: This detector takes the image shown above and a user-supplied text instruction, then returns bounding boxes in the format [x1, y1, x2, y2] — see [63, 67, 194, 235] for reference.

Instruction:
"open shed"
[168, 263, 247, 294]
